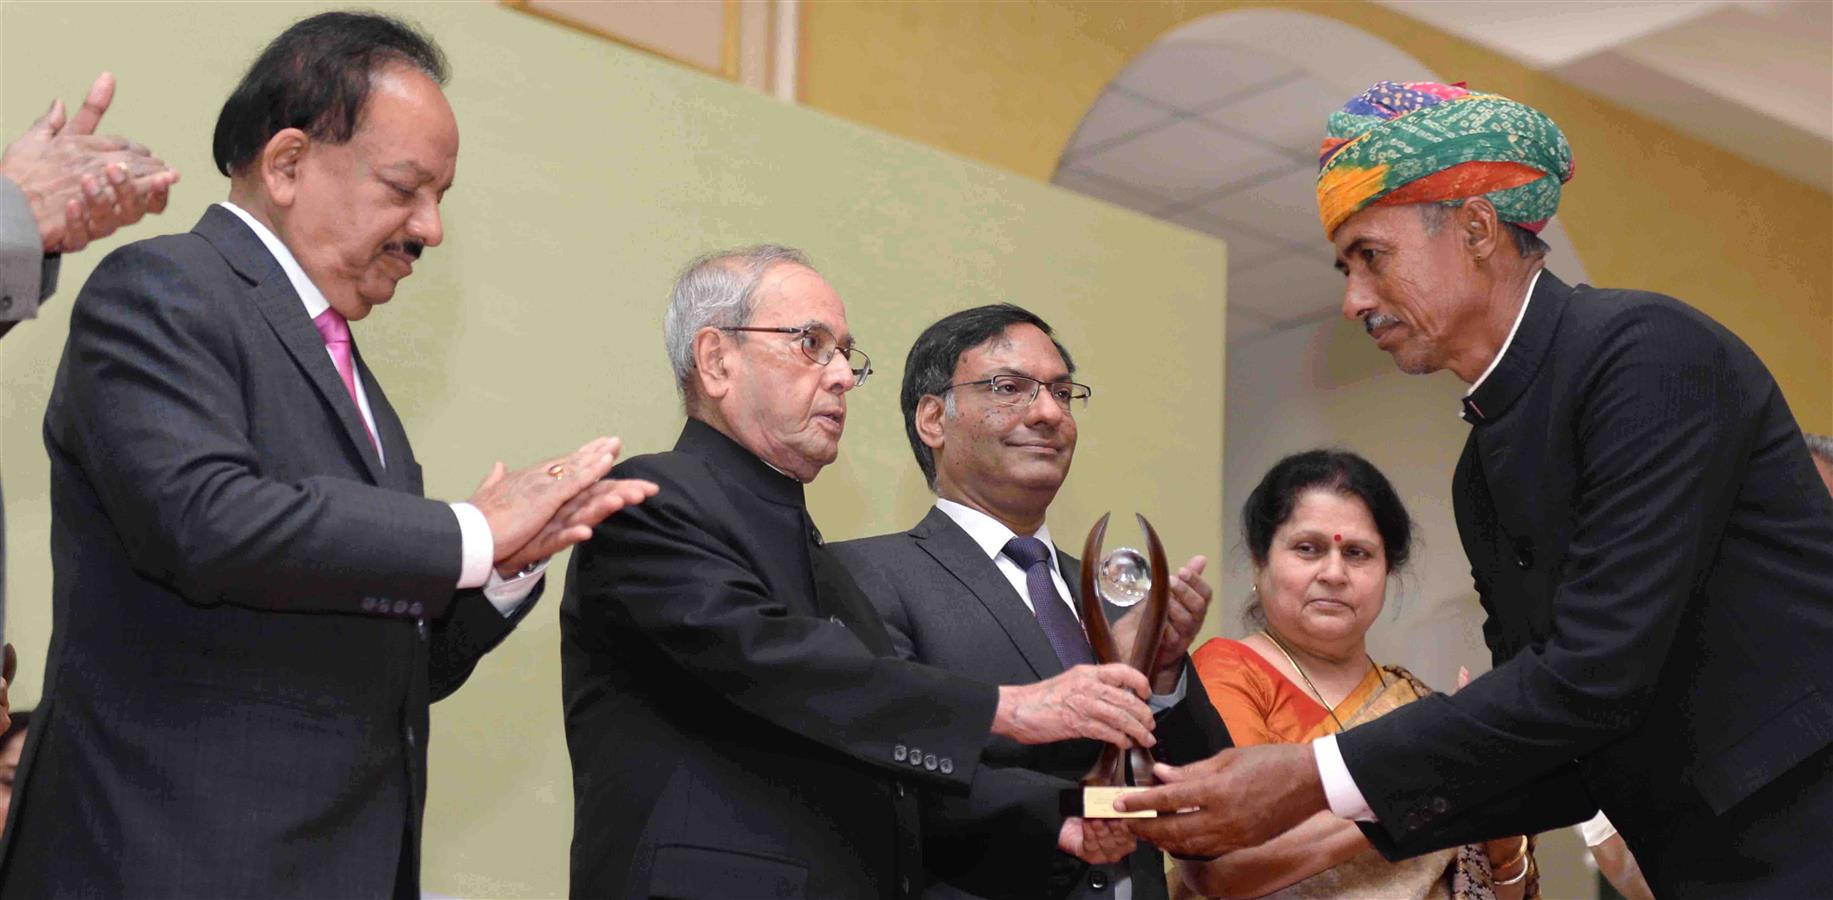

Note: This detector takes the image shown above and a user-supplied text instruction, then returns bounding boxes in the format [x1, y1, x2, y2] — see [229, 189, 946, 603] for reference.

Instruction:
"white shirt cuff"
[1313, 734, 1377, 821]
[482, 561, 546, 617]
[449, 502, 495, 590]
[1578, 810, 1618, 847]
[1148, 667, 1188, 714]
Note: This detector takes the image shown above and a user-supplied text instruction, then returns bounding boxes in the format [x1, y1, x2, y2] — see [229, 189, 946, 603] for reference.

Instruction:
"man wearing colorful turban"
[1123, 81, 1833, 898]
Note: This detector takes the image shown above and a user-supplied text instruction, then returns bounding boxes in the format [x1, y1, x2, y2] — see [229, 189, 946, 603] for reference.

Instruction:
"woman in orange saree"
[1176, 451, 1535, 900]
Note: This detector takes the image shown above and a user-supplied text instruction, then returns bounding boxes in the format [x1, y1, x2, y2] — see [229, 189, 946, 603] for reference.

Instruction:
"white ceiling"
[1053, 44, 1350, 343]
[1051, 3, 1827, 345]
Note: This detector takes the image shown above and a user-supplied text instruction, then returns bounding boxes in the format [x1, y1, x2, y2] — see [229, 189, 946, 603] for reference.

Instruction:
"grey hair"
[1806, 433, 1833, 463]
[663, 244, 813, 402]
[1419, 200, 1551, 260]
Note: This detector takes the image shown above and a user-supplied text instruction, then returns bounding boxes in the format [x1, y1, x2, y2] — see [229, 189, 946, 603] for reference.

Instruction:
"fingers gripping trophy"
[1065, 513, 1169, 819]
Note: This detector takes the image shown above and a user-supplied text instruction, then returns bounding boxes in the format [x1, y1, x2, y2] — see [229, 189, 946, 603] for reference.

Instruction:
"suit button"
[939, 758, 954, 775]
[361, 596, 377, 611]
[1404, 811, 1426, 830]
[392, 599, 409, 615]
[809, 526, 825, 547]
[894, 744, 908, 762]
[1088, 870, 1108, 891]
[1431, 796, 1449, 814]
[0, 296, 12, 312]
[409, 602, 424, 617]
[923, 753, 938, 771]
[908, 749, 924, 768]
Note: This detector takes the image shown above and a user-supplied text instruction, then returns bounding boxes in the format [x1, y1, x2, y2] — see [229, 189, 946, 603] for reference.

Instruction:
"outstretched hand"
[1118, 743, 1328, 859]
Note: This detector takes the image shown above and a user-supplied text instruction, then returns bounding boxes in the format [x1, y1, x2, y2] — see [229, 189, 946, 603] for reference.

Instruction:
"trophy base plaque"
[1061, 785, 1157, 819]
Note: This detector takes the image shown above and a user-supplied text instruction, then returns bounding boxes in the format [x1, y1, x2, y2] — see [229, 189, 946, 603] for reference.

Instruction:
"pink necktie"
[312, 308, 379, 454]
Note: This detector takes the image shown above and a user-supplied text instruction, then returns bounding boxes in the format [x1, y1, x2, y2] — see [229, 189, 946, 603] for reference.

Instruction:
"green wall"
[1, 3, 1226, 895]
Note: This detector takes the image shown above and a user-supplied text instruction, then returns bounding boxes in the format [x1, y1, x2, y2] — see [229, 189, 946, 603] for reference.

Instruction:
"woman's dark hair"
[901, 304, 1075, 487]
[1241, 450, 1414, 626]
[212, 11, 448, 177]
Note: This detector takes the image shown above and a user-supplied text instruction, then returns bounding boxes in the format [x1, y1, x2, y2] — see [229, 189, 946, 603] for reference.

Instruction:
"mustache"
[1364, 313, 1402, 334]
[384, 240, 425, 260]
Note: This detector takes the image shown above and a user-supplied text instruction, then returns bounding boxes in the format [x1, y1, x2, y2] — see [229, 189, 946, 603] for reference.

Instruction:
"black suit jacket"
[1339, 272, 1833, 897]
[0, 206, 534, 897]
[561, 419, 1004, 899]
[832, 509, 1233, 900]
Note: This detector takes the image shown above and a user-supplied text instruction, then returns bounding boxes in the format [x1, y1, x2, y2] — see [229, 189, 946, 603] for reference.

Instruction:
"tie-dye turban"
[1316, 81, 1575, 239]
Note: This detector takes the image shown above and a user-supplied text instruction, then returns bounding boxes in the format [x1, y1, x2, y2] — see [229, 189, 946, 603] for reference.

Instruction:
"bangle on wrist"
[1494, 850, 1533, 887]
[1488, 835, 1528, 870]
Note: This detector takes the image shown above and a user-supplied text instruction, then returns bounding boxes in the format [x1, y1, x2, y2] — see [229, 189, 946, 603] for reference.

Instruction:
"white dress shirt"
[1316, 267, 1544, 821]
[217, 202, 540, 614]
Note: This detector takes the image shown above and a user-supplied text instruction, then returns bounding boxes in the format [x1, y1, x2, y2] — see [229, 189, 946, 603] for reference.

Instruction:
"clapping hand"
[0, 73, 179, 253]
[468, 436, 660, 577]
[1111, 555, 1212, 692]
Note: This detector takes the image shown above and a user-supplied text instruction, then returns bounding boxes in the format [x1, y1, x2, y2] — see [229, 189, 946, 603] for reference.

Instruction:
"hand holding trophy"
[1064, 512, 1170, 819]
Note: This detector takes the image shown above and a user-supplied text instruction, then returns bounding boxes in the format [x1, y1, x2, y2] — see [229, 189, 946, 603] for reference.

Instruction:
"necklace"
[1261, 629, 1385, 733]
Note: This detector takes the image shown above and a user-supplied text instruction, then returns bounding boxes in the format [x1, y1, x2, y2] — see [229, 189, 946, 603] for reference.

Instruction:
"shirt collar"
[934, 497, 1058, 563]
[1465, 267, 1542, 400]
[216, 201, 330, 320]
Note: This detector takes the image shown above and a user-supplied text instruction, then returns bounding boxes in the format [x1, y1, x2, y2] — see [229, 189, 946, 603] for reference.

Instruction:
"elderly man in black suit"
[830, 304, 1233, 900]
[562, 247, 1164, 899]
[0, 14, 656, 897]
[1122, 81, 1833, 898]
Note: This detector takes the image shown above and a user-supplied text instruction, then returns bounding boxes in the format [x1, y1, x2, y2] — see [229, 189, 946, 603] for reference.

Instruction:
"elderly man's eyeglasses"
[721, 324, 873, 386]
[945, 374, 1091, 409]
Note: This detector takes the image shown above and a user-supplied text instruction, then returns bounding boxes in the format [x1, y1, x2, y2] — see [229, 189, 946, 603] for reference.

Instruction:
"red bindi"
[1333, 534, 1343, 542]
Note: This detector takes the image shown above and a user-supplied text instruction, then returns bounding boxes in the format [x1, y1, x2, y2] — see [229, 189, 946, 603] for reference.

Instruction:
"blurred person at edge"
[0, 72, 179, 737]
[0, 709, 26, 837]
[1806, 433, 1833, 498]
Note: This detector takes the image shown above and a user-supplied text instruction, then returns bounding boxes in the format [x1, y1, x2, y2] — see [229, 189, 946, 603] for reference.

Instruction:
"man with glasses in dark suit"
[831, 304, 1232, 900]
[562, 251, 1168, 900]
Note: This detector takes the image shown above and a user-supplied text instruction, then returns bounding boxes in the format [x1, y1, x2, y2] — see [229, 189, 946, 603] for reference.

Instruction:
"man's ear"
[691, 328, 733, 401]
[260, 128, 309, 208]
[1459, 197, 1501, 262]
[915, 394, 948, 452]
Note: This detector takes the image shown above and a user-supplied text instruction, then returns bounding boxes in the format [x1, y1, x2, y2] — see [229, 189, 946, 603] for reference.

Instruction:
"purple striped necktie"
[1002, 536, 1093, 668]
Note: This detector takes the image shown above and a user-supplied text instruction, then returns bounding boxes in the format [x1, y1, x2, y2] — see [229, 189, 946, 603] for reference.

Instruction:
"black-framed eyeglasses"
[943, 374, 1091, 410]
[720, 324, 873, 386]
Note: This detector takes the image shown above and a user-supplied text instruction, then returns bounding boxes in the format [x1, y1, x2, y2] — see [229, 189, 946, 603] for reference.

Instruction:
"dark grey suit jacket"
[833, 507, 1233, 900]
[1341, 273, 1833, 898]
[0, 206, 535, 897]
[0, 176, 59, 643]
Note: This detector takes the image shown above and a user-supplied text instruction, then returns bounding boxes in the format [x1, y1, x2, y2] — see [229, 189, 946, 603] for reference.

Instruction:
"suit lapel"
[194, 207, 387, 485]
[351, 344, 414, 492]
[911, 507, 1064, 679]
